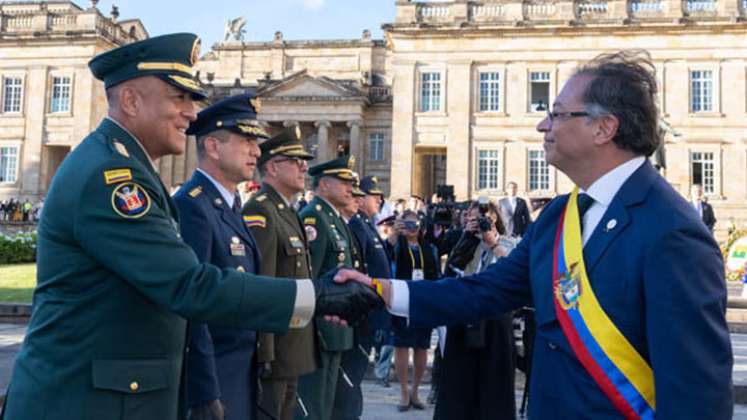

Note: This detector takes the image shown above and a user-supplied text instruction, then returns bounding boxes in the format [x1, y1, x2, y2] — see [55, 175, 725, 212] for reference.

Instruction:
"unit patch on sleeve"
[103, 169, 133, 185]
[111, 182, 151, 219]
[243, 215, 267, 229]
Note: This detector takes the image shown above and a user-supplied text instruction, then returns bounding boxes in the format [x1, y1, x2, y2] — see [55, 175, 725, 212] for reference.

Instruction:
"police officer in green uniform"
[296, 156, 359, 420]
[241, 131, 319, 420]
[0, 33, 380, 420]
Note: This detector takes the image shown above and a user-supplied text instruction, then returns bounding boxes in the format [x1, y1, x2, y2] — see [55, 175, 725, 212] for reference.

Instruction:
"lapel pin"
[214, 198, 223, 206]
[606, 219, 617, 231]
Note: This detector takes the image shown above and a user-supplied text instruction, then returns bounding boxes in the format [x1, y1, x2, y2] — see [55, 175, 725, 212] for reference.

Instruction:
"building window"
[477, 149, 500, 190]
[690, 151, 715, 194]
[2, 77, 23, 113]
[528, 150, 550, 191]
[529, 71, 550, 112]
[690, 70, 713, 113]
[478, 72, 501, 112]
[50, 76, 71, 113]
[369, 133, 385, 161]
[420, 72, 441, 112]
[0, 146, 19, 183]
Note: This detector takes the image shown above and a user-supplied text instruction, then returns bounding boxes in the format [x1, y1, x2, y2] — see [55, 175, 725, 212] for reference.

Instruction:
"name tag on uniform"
[289, 236, 304, 248]
[230, 237, 246, 256]
[412, 269, 424, 281]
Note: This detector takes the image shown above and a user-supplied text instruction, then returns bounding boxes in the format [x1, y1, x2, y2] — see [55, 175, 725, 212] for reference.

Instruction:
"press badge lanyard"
[408, 243, 425, 281]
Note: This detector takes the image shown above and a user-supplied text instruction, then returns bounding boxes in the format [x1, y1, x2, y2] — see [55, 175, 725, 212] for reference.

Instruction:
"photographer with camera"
[435, 197, 517, 420]
[386, 210, 441, 412]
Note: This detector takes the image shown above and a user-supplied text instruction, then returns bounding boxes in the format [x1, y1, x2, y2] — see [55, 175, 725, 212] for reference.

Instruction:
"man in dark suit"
[174, 93, 270, 419]
[297, 156, 358, 420]
[0, 33, 380, 420]
[690, 184, 716, 232]
[498, 181, 531, 237]
[340, 51, 732, 419]
[242, 131, 318, 420]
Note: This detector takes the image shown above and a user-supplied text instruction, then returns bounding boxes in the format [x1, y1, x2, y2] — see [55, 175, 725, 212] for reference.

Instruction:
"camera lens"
[477, 217, 492, 232]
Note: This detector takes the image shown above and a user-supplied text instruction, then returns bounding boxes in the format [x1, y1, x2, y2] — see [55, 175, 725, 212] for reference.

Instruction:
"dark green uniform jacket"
[299, 197, 354, 352]
[243, 183, 319, 377]
[2, 118, 298, 420]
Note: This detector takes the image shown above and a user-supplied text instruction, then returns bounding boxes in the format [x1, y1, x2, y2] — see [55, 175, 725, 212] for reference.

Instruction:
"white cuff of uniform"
[389, 279, 410, 318]
[289, 279, 315, 329]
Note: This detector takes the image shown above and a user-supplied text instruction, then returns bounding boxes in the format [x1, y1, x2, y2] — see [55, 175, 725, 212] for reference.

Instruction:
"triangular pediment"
[258, 70, 365, 99]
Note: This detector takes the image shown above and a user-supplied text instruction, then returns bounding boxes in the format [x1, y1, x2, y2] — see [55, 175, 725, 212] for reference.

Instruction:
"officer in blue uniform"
[174, 93, 270, 420]
[348, 176, 392, 341]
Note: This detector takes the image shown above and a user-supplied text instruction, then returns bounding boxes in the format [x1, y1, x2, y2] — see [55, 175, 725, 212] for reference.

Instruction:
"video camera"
[476, 195, 493, 233]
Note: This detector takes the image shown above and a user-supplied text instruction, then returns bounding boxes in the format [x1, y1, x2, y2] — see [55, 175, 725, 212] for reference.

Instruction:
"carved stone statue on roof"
[224, 17, 246, 42]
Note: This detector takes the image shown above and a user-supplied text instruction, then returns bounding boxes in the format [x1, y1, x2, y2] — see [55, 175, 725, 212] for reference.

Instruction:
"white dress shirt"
[390, 156, 647, 317]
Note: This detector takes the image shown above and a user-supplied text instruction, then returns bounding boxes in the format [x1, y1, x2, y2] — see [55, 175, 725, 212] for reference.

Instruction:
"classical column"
[314, 120, 331, 163]
[21, 66, 48, 196]
[347, 120, 362, 173]
[159, 155, 174, 187]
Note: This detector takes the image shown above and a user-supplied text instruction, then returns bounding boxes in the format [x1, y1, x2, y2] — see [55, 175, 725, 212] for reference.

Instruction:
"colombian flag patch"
[244, 215, 266, 228]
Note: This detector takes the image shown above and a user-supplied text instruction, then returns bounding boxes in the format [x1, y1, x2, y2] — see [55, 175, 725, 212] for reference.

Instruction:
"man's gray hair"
[575, 50, 661, 157]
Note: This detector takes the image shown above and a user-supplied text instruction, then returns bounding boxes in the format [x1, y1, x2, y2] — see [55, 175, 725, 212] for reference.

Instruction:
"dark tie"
[232, 193, 242, 215]
[577, 193, 594, 221]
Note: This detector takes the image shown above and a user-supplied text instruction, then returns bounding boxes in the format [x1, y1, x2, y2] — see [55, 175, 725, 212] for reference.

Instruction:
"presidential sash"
[552, 188, 655, 419]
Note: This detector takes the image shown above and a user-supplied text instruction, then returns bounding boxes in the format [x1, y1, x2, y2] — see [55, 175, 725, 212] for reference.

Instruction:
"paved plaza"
[1, 323, 747, 417]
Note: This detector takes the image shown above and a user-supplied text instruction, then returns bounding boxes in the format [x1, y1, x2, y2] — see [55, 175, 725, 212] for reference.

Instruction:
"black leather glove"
[314, 268, 384, 324]
[188, 399, 225, 420]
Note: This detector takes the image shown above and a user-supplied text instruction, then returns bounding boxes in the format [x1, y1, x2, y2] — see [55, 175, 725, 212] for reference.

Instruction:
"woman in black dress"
[387, 210, 441, 412]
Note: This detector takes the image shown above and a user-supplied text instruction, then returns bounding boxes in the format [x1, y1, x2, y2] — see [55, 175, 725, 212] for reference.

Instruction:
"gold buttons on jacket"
[130, 381, 139, 392]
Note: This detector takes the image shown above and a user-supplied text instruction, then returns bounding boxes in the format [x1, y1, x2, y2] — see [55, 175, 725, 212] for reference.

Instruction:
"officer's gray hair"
[195, 129, 231, 161]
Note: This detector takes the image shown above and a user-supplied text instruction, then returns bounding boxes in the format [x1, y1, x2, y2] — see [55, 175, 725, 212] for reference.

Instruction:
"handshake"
[313, 268, 384, 324]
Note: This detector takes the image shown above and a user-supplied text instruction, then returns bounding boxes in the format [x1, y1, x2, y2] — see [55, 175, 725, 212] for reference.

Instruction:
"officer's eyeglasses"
[546, 110, 590, 124]
[273, 157, 307, 168]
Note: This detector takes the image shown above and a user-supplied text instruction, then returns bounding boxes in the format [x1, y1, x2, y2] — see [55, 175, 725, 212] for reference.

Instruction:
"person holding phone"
[386, 210, 441, 412]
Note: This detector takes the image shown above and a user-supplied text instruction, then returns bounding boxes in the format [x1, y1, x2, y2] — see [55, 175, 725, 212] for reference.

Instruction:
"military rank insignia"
[111, 182, 151, 219]
[103, 168, 132, 185]
[243, 215, 266, 229]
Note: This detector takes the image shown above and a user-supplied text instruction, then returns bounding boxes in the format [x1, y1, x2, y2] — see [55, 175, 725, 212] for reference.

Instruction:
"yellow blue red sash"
[552, 188, 655, 419]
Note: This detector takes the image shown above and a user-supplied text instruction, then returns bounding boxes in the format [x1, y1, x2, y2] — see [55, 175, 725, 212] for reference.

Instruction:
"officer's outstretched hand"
[314, 268, 384, 325]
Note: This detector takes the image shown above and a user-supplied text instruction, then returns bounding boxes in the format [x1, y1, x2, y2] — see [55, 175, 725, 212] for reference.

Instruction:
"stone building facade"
[0, 0, 145, 199]
[2, 0, 747, 236]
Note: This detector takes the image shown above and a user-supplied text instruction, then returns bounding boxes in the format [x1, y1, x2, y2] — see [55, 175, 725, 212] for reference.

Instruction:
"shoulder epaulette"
[188, 186, 203, 198]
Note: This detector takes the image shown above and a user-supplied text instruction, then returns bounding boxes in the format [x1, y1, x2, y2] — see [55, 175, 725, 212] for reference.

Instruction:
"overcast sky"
[87, 0, 397, 49]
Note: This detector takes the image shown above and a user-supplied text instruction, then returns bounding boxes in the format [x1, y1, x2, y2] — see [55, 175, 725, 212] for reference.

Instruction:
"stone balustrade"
[0, 3, 134, 44]
[401, 0, 745, 25]
[577, 1, 609, 15]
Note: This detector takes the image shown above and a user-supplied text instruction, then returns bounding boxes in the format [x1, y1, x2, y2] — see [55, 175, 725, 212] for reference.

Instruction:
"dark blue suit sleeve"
[644, 227, 732, 418]
[174, 195, 221, 406]
[408, 224, 534, 328]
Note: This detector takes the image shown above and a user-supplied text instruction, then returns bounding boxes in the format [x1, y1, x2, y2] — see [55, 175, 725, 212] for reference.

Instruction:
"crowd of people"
[0, 198, 43, 223]
[2, 32, 733, 420]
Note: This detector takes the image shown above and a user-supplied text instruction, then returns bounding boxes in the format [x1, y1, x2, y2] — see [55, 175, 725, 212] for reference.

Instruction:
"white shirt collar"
[105, 116, 159, 173]
[583, 156, 646, 206]
[197, 168, 236, 209]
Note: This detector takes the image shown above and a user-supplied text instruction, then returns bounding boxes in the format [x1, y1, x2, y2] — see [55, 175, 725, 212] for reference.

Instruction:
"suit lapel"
[582, 161, 656, 275]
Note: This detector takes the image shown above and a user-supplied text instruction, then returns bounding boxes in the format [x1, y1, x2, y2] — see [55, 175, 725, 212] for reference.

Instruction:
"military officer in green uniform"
[241, 131, 318, 420]
[296, 156, 359, 420]
[0, 33, 381, 420]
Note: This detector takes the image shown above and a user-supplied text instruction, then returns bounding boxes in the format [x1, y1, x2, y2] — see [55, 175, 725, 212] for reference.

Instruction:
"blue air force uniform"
[175, 93, 272, 420]
[175, 170, 262, 419]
